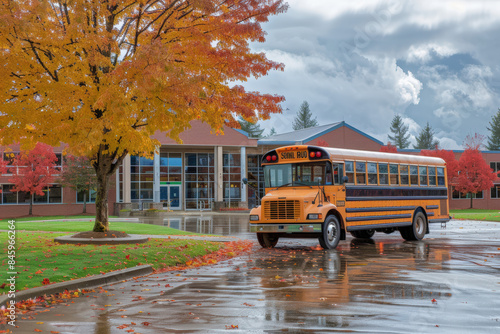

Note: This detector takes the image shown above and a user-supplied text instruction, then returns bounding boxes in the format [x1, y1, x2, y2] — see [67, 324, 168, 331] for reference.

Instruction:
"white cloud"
[397, 70, 422, 104]
[244, 1, 500, 147]
[287, 0, 404, 21]
[406, 44, 457, 63]
[436, 136, 462, 150]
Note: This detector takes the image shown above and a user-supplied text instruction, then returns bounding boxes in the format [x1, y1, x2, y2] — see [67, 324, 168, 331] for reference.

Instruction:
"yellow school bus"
[249, 145, 450, 249]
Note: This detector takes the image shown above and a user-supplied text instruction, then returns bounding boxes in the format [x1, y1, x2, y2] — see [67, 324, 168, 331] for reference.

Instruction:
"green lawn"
[450, 209, 500, 222]
[0, 220, 199, 236]
[3, 215, 117, 222]
[1, 232, 222, 292]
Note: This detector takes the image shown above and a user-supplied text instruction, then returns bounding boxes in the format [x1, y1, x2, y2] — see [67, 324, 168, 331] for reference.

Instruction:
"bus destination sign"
[279, 150, 309, 160]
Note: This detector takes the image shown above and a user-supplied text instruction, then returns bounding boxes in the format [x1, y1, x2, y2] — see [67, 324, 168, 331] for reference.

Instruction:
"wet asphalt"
[8, 218, 500, 333]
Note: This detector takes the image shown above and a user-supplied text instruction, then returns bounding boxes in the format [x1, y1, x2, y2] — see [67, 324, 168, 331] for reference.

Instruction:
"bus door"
[327, 163, 346, 215]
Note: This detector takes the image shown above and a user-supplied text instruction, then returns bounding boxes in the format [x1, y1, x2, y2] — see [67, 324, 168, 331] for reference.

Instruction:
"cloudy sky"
[242, 0, 500, 149]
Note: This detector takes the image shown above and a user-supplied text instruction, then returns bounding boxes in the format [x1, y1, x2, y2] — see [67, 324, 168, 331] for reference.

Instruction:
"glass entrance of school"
[160, 183, 181, 210]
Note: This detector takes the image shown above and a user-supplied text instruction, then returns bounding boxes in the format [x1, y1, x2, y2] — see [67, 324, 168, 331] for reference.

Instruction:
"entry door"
[160, 185, 181, 210]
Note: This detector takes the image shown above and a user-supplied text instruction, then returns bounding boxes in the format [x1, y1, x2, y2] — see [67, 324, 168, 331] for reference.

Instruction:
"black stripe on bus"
[347, 196, 448, 201]
[427, 212, 435, 217]
[346, 214, 412, 222]
[346, 206, 416, 213]
[347, 222, 412, 231]
[345, 186, 448, 199]
[429, 218, 451, 224]
[426, 205, 439, 209]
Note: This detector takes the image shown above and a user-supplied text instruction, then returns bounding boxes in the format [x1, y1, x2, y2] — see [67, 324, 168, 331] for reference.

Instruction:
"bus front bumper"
[250, 223, 322, 233]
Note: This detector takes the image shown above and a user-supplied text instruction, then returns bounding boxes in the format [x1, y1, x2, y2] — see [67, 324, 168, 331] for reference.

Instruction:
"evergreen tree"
[388, 114, 411, 149]
[238, 116, 265, 138]
[414, 122, 439, 150]
[292, 101, 318, 130]
[486, 108, 500, 150]
[267, 127, 277, 137]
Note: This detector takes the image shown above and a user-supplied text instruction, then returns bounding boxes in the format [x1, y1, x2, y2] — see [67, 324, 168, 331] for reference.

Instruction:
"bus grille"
[264, 200, 300, 220]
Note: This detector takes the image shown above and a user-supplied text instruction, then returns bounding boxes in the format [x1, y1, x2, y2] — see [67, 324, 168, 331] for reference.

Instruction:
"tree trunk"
[29, 193, 33, 216]
[470, 193, 473, 209]
[83, 191, 87, 214]
[92, 147, 127, 232]
[94, 171, 110, 232]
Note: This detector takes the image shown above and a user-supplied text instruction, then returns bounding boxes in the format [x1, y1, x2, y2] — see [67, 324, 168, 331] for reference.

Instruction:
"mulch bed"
[71, 230, 130, 238]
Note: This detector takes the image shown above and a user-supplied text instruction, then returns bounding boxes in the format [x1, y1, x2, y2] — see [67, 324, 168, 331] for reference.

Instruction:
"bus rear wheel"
[400, 211, 427, 241]
[350, 229, 375, 239]
[319, 215, 341, 249]
[257, 233, 279, 248]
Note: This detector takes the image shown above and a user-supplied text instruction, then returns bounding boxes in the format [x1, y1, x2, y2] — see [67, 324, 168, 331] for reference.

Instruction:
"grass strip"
[1, 231, 222, 292]
[3, 215, 117, 222]
[0, 220, 198, 236]
[450, 209, 500, 222]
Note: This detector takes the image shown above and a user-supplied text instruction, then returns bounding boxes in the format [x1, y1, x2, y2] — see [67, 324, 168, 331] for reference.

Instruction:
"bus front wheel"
[319, 215, 341, 249]
[400, 211, 427, 241]
[257, 233, 279, 248]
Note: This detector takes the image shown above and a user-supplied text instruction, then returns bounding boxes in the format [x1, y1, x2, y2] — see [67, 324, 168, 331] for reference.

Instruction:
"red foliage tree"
[455, 148, 497, 208]
[8, 143, 59, 215]
[0, 156, 7, 194]
[420, 149, 459, 185]
[315, 139, 329, 147]
[379, 143, 398, 153]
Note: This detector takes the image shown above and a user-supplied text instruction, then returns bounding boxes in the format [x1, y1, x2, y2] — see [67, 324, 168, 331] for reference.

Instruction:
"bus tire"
[319, 215, 341, 249]
[257, 233, 279, 248]
[400, 211, 427, 241]
[350, 229, 375, 239]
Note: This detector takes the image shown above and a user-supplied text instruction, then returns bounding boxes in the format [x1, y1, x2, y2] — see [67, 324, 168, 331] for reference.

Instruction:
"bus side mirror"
[242, 178, 248, 184]
[342, 176, 349, 184]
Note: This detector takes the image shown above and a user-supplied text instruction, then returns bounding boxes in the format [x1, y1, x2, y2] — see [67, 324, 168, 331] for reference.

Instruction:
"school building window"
[452, 186, 483, 199]
[491, 185, 500, 199]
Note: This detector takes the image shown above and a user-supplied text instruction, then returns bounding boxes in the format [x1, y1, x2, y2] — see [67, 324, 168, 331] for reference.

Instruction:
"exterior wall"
[0, 183, 116, 219]
[304, 126, 382, 151]
[448, 151, 500, 210]
[401, 149, 500, 210]
[1, 144, 117, 219]
[151, 120, 258, 147]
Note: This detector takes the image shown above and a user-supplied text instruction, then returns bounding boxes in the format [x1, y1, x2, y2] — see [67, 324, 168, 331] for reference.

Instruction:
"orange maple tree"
[0, 0, 287, 231]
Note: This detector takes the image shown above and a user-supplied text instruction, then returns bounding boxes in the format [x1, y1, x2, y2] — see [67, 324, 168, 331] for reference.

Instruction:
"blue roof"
[233, 128, 250, 137]
[257, 121, 384, 146]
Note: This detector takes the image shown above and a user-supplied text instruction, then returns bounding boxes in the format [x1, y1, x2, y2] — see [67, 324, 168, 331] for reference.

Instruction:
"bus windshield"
[264, 162, 333, 188]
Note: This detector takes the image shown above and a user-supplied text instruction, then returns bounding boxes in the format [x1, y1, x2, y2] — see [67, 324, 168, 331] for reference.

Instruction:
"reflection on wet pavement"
[142, 214, 254, 238]
[10, 220, 500, 333]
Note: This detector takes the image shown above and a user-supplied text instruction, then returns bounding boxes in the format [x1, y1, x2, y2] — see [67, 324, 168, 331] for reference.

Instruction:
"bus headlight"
[249, 215, 260, 221]
[307, 213, 322, 220]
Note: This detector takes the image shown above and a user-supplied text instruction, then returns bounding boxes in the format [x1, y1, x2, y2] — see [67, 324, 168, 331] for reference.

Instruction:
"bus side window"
[410, 165, 419, 186]
[429, 166, 437, 186]
[400, 165, 409, 185]
[367, 162, 377, 185]
[326, 163, 333, 185]
[330, 163, 342, 185]
[356, 162, 366, 185]
[345, 161, 354, 184]
[379, 163, 388, 185]
[437, 167, 445, 186]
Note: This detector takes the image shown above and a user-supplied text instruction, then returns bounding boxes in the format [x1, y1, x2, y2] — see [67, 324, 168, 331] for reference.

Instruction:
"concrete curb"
[54, 234, 149, 245]
[0, 265, 153, 307]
